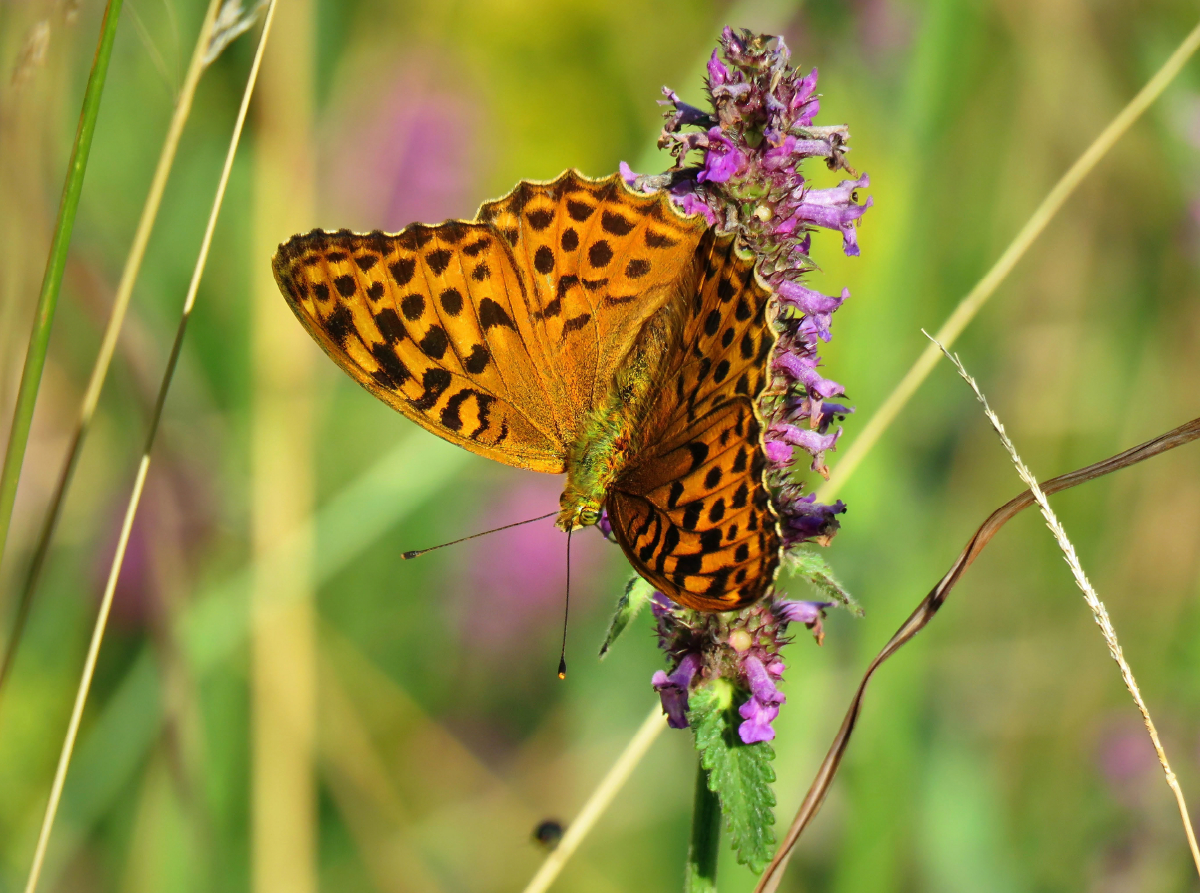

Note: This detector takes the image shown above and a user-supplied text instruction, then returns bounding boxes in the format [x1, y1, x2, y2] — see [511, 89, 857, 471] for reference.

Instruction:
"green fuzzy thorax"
[556, 396, 636, 530]
[556, 308, 676, 531]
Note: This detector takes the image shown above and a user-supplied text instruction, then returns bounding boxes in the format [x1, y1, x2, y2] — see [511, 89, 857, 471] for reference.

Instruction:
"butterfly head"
[556, 489, 603, 532]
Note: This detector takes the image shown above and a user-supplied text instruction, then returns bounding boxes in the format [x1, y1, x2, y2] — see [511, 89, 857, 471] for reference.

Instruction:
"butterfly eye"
[579, 507, 600, 527]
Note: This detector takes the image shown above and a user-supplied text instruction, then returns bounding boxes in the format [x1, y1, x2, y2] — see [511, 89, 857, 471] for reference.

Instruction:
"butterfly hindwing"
[609, 232, 782, 611]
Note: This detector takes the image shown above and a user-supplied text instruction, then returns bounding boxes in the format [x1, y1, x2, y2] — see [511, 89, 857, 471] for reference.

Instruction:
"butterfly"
[272, 170, 781, 612]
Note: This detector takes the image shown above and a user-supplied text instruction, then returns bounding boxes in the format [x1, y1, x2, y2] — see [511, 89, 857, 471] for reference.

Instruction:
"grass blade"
[0, 0, 223, 698]
[20, 6, 277, 890]
[930, 339, 1200, 879]
[0, 0, 123, 576]
[756, 414, 1200, 892]
[817, 16, 1200, 504]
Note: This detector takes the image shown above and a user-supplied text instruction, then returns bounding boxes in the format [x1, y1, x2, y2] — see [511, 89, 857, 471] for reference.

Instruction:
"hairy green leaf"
[789, 548, 862, 615]
[688, 682, 776, 872]
[598, 576, 655, 658]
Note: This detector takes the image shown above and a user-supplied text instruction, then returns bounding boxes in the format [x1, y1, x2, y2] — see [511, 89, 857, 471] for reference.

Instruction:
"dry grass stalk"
[818, 17, 1200, 505]
[0, 0, 224, 696]
[20, 6, 278, 891]
[929, 335, 1200, 880]
[520, 707, 667, 893]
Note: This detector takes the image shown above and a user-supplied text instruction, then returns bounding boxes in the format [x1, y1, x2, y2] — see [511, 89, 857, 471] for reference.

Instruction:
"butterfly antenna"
[558, 527, 572, 680]
[401, 512, 557, 560]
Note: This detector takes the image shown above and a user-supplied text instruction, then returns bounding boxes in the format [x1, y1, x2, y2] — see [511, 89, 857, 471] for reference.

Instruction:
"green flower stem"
[0, 0, 222, 699]
[0, 0, 123, 576]
[686, 761, 721, 893]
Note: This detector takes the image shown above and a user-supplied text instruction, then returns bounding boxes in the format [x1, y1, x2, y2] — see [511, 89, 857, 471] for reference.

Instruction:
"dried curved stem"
[755, 416, 1200, 892]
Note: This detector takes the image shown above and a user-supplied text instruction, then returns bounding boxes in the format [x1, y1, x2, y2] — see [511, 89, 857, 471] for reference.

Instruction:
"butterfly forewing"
[274, 224, 565, 471]
[273, 171, 706, 473]
[609, 232, 782, 611]
[478, 171, 707, 427]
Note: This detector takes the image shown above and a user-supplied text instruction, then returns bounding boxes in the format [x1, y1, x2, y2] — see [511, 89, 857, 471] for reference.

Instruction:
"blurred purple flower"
[323, 65, 477, 229]
[458, 475, 600, 651]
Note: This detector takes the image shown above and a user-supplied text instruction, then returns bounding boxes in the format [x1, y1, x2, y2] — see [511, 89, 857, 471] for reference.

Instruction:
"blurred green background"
[1, 0, 1199, 891]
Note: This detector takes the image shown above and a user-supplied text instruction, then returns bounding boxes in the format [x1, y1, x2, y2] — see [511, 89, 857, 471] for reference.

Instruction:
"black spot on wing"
[390, 258, 416, 287]
[562, 312, 592, 335]
[465, 344, 490, 374]
[588, 241, 613, 267]
[370, 342, 410, 388]
[479, 298, 516, 330]
[440, 288, 463, 316]
[418, 325, 448, 360]
[325, 305, 354, 348]
[374, 308, 405, 344]
[527, 208, 554, 231]
[625, 258, 651, 279]
[567, 199, 594, 221]
[410, 368, 451, 411]
[462, 237, 489, 257]
[685, 442, 709, 472]
[401, 294, 425, 321]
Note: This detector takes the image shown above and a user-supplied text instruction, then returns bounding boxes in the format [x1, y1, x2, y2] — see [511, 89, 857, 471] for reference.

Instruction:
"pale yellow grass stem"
[818, 17, 1200, 505]
[520, 707, 667, 893]
[0, 0, 221, 690]
[20, 7, 277, 891]
[929, 335, 1200, 880]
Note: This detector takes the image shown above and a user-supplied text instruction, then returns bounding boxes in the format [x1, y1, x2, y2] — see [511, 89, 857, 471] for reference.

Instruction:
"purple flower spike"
[738, 655, 786, 743]
[646, 28, 870, 746]
[738, 698, 781, 743]
[780, 494, 846, 547]
[652, 653, 701, 728]
[707, 49, 731, 86]
[773, 599, 833, 644]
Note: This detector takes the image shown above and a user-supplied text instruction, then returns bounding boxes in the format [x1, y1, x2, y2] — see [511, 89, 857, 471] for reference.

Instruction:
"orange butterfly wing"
[607, 232, 782, 612]
[272, 171, 706, 473]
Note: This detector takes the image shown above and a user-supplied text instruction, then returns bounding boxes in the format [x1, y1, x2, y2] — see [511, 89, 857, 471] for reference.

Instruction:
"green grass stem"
[685, 763, 721, 893]
[20, 5, 276, 890]
[0, 0, 123, 580]
[0, 0, 223, 698]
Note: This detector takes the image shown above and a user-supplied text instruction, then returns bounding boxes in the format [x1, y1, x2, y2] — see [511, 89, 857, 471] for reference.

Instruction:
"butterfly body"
[273, 171, 783, 612]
